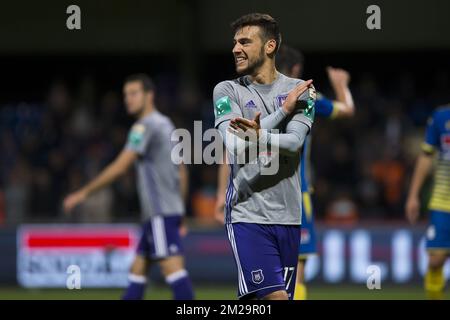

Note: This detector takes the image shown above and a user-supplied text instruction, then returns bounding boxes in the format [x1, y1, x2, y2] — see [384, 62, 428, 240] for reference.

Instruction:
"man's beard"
[237, 47, 265, 76]
[128, 104, 145, 117]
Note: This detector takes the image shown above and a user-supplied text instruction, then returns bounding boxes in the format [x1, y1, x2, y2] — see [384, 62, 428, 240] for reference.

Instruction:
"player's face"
[232, 26, 266, 75]
[123, 81, 147, 115]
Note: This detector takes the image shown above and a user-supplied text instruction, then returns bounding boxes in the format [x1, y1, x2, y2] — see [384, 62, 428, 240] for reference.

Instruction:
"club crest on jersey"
[169, 244, 179, 254]
[276, 94, 288, 107]
[244, 100, 257, 108]
[251, 269, 264, 284]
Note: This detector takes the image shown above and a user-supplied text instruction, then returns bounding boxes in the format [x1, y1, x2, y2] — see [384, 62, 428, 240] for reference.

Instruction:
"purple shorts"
[226, 222, 301, 300]
[136, 215, 183, 260]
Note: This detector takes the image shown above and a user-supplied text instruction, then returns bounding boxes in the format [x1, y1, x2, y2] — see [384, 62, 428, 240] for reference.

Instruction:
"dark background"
[0, 0, 449, 224]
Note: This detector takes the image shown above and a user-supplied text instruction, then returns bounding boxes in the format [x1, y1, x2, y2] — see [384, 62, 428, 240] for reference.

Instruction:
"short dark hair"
[276, 45, 304, 73]
[231, 13, 282, 53]
[124, 73, 155, 92]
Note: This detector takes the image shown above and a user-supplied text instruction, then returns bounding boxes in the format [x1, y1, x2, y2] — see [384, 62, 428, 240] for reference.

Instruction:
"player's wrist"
[258, 129, 269, 144]
[78, 188, 89, 200]
[330, 82, 345, 91]
[281, 105, 292, 114]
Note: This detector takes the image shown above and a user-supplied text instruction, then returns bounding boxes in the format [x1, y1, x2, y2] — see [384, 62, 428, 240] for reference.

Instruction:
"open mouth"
[235, 56, 247, 65]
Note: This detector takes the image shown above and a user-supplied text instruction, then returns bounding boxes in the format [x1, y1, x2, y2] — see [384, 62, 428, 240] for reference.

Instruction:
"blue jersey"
[300, 96, 337, 192]
[300, 96, 336, 194]
[422, 106, 450, 213]
[298, 96, 336, 256]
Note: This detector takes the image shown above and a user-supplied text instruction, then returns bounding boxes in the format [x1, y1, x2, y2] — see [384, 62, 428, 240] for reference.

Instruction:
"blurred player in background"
[276, 45, 355, 300]
[63, 74, 194, 300]
[406, 106, 450, 299]
[213, 13, 315, 300]
[215, 45, 355, 300]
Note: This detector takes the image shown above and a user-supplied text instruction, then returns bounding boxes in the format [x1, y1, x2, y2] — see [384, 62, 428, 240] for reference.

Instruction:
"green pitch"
[0, 285, 448, 300]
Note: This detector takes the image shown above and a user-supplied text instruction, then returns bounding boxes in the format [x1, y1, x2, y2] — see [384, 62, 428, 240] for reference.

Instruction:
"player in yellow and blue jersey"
[406, 106, 450, 299]
[275, 45, 355, 300]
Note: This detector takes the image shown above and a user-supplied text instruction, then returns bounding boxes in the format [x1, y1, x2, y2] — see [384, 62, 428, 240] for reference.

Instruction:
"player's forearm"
[259, 121, 309, 157]
[219, 117, 309, 158]
[333, 84, 355, 117]
[81, 151, 135, 197]
[218, 121, 256, 157]
[217, 162, 230, 197]
[179, 163, 189, 203]
[408, 154, 434, 198]
[81, 162, 125, 196]
[260, 108, 288, 129]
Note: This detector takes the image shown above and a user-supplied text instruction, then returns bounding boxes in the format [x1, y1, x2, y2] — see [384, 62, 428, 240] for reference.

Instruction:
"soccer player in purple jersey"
[64, 74, 194, 300]
[213, 13, 315, 300]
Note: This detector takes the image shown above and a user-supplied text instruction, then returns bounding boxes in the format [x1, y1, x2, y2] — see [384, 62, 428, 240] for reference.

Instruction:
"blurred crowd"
[0, 67, 449, 226]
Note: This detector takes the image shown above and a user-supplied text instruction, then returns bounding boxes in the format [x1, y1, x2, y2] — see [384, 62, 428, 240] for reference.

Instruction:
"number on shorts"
[283, 266, 295, 291]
